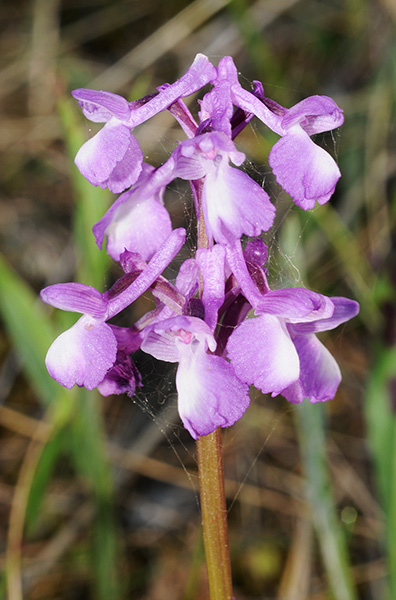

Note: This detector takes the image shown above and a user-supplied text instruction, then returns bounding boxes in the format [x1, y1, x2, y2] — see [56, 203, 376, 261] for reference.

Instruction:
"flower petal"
[40, 283, 106, 318]
[105, 195, 172, 262]
[45, 316, 117, 390]
[227, 314, 300, 395]
[196, 245, 226, 331]
[141, 316, 215, 363]
[269, 127, 341, 209]
[176, 349, 250, 439]
[97, 352, 142, 397]
[281, 333, 341, 403]
[281, 95, 344, 135]
[74, 121, 143, 193]
[256, 288, 334, 321]
[291, 297, 359, 334]
[127, 53, 217, 127]
[203, 162, 275, 244]
[72, 89, 130, 122]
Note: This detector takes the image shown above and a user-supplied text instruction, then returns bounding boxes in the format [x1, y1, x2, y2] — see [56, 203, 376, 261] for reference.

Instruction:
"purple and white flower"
[226, 240, 359, 402]
[41, 228, 186, 390]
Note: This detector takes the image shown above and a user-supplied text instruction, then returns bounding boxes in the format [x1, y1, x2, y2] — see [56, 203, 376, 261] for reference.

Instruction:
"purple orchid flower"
[225, 240, 359, 402]
[40, 228, 186, 390]
[173, 131, 275, 246]
[72, 54, 216, 194]
[93, 161, 174, 262]
[229, 70, 344, 208]
[141, 245, 250, 439]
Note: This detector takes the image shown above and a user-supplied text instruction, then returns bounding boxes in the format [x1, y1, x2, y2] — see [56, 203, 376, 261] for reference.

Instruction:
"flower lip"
[71, 89, 131, 121]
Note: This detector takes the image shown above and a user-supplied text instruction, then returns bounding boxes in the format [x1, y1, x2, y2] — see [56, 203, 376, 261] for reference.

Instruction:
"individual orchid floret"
[93, 161, 175, 262]
[141, 315, 249, 439]
[267, 96, 344, 209]
[72, 88, 144, 194]
[140, 245, 248, 439]
[173, 131, 275, 245]
[72, 54, 216, 194]
[225, 240, 359, 402]
[231, 82, 344, 209]
[40, 228, 186, 390]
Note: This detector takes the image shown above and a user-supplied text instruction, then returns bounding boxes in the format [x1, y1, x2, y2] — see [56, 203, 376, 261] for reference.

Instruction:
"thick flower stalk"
[41, 54, 359, 598]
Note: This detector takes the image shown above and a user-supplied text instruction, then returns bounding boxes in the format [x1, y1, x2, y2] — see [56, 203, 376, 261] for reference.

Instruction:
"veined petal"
[226, 314, 300, 396]
[93, 159, 176, 256]
[281, 95, 344, 135]
[281, 333, 341, 403]
[45, 316, 117, 390]
[105, 195, 172, 261]
[196, 245, 226, 331]
[291, 297, 359, 334]
[269, 127, 341, 209]
[256, 288, 334, 321]
[72, 89, 130, 122]
[176, 348, 250, 439]
[175, 259, 199, 298]
[127, 54, 217, 127]
[203, 162, 275, 245]
[74, 121, 142, 193]
[105, 228, 186, 319]
[40, 282, 106, 318]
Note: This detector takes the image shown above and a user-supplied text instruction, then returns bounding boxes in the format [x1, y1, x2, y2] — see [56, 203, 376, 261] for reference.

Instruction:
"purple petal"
[175, 259, 199, 298]
[104, 194, 172, 262]
[127, 54, 217, 127]
[105, 228, 186, 319]
[231, 85, 284, 135]
[203, 162, 275, 245]
[291, 297, 359, 334]
[280, 333, 341, 403]
[226, 240, 265, 307]
[226, 314, 300, 395]
[45, 316, 117, 390]
[97, 352, 142, 397]
[256, 288, 334, 321]
[196, 245, 226, 331]
[72, 89, 130, 122]
[74, 121, 143, 193]
[244, 239, 268, 267]
[281, 96, 344, 135]
[269, 127, 341, 209]
[93, 159, 176, 255]
[176, 347, 250, 439]
[40, 283, 106, 318]
[141, 316, 216, 363]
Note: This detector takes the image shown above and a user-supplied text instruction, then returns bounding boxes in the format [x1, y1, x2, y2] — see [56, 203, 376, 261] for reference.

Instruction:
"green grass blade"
[295, 402, 357, 600]
[0, 253, 60, 406]
[365, 342, 396, 598]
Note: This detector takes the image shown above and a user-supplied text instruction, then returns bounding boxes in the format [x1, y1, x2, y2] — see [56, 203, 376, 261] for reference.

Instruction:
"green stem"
[197, 428, 234, 600]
